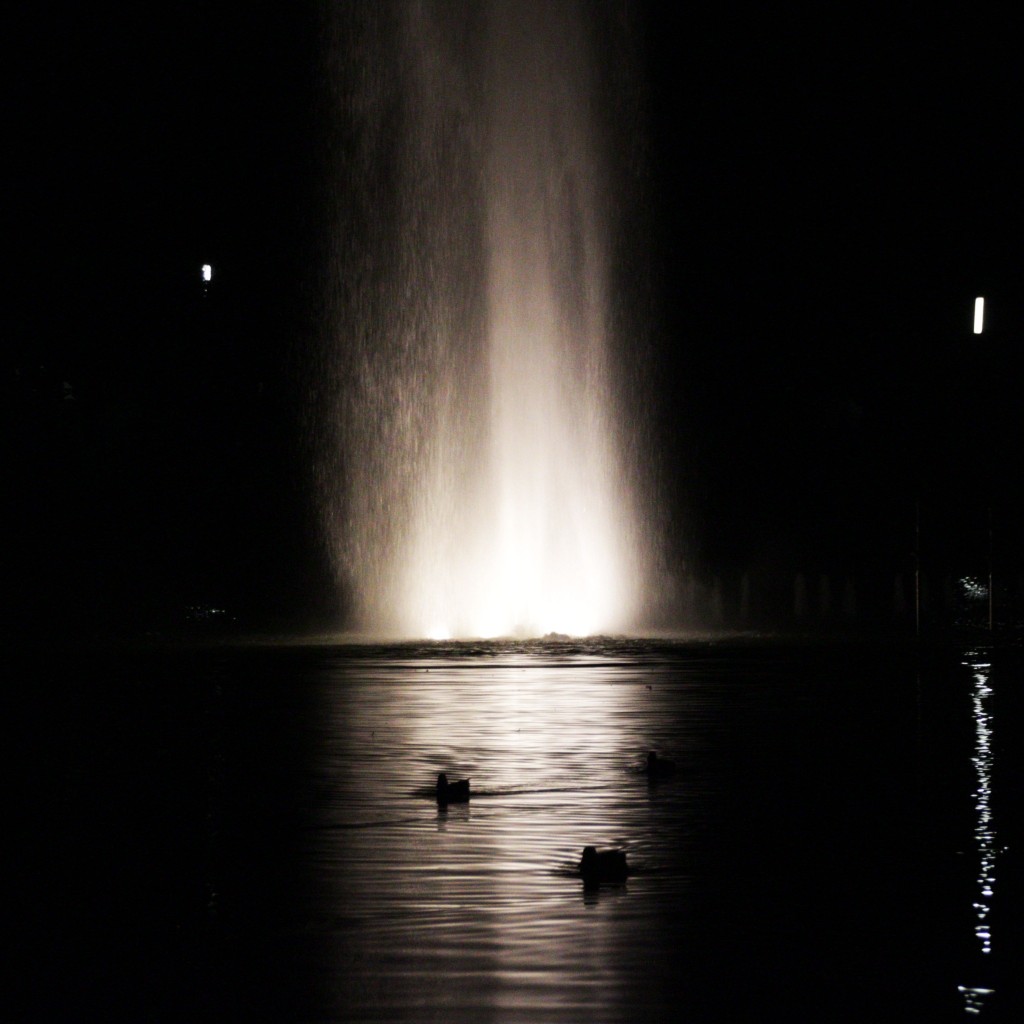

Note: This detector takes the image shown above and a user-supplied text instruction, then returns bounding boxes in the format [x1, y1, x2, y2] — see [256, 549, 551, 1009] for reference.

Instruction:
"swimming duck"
[436, 772, 470, 805]
[578, 846, 628, 883]
[645, 751, 676, 778]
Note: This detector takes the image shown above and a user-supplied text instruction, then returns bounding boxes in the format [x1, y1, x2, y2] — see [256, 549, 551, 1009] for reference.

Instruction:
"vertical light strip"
[973, 296, 985, 334]
[959, 650, 997, 1016]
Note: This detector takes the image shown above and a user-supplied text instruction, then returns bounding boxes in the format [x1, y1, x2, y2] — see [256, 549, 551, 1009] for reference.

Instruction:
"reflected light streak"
[968, 655, 995, 954]
[959, 650, 999, 1016]
[959, 986, 995, 1016]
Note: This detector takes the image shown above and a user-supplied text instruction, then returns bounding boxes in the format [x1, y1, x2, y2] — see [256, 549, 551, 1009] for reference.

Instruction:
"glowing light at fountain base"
[408, 503, 633, 641]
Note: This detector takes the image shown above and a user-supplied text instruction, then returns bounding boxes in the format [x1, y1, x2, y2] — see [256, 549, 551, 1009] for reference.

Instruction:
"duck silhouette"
[578, 845, 628, 884]
[436, 772, 470, 805]
[645, 751, 676, 779]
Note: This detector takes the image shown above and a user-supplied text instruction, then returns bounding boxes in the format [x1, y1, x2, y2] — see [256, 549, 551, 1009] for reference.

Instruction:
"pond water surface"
[20, 637, 1022, 1021]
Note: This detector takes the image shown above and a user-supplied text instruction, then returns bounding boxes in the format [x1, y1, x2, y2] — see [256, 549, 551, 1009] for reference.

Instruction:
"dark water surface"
[18, 637, 1023, 1021]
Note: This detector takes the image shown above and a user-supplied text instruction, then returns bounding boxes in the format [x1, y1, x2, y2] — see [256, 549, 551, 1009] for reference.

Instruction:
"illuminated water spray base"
[321, 2, 648, 638]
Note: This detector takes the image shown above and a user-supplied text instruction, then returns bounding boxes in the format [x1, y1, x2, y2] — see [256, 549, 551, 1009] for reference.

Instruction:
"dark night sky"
[8, 4, 1022, 637]
[647, 6, 1022, 599]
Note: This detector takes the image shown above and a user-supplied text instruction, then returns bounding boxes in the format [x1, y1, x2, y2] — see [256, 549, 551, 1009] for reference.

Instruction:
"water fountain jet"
[316, 1, 660, 638]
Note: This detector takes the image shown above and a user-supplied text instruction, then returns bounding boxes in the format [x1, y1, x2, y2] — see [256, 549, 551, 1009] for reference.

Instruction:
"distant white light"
[202, 264, 213, 283]
[973, 296, 984, 334]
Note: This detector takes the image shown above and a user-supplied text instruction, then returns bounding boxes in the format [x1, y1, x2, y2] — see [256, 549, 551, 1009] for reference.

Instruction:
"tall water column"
[315, 1, 659, 637]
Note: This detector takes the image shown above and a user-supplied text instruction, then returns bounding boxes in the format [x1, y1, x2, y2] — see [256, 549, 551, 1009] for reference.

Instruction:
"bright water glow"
[973, 296, 984, 333]
[201, 264, 212, 282]
[318, 1, 653, 639]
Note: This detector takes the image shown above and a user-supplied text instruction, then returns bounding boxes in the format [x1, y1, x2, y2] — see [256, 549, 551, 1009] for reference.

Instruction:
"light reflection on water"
[304, 643, 703, 1022]
[959, 649, 999, 1018]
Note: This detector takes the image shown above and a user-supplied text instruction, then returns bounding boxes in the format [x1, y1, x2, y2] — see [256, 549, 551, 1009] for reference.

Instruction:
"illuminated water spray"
[315, 1, 659, 637]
